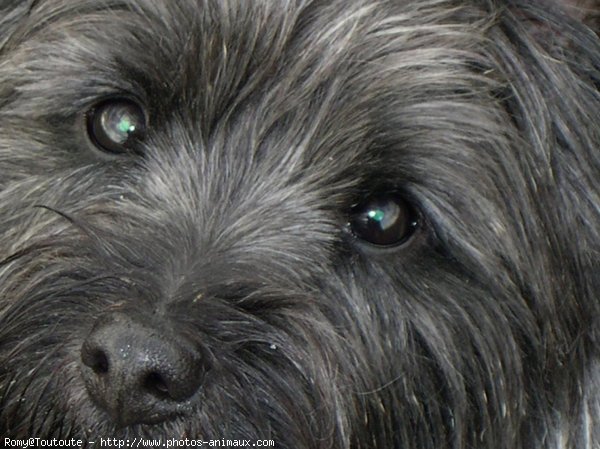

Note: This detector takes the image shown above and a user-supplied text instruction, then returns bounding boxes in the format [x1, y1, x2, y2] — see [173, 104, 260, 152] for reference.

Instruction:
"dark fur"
[1, 0, 599, 447]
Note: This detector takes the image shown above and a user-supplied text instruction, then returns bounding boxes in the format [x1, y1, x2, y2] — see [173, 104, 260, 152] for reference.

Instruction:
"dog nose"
[80, 313, 204, 427]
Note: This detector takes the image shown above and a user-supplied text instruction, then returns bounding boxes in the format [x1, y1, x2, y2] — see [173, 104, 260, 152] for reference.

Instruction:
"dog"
[1, 0, 599, 447]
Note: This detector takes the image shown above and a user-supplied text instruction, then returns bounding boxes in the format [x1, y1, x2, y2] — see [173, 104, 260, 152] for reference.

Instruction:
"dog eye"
[349, 194, 419, 247]
[86, 99, 146, 154]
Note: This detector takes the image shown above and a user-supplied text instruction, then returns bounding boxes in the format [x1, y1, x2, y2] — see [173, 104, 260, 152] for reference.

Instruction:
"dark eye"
[349, 194, 419, 247]
[86, 99, 146, 154]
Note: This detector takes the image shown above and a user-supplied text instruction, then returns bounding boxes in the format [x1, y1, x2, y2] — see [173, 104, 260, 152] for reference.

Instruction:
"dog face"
[1, 1, 599, 447]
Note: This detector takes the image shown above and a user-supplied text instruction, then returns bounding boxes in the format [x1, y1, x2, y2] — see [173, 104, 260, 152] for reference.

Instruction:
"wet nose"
[80, 313, 204, 427]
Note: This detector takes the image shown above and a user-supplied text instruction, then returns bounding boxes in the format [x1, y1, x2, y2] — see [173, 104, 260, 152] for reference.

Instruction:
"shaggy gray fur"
[0, 0, 599, 448]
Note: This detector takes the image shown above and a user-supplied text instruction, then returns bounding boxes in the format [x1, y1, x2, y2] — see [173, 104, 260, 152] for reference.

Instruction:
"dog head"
[1, 1, 599, 447]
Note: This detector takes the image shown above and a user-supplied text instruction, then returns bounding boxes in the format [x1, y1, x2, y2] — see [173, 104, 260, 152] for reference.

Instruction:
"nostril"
[143, 371, 170, 399]
[82, 347, 110, 375]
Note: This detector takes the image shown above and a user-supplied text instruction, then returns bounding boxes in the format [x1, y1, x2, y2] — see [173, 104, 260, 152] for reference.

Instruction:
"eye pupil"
[350, 194, 418, 247]
[87, 99, 146, 154]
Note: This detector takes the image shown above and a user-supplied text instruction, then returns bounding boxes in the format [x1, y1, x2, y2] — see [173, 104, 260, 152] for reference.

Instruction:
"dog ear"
[558, 0, 600, 33]
[0, 0, 33, 50]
